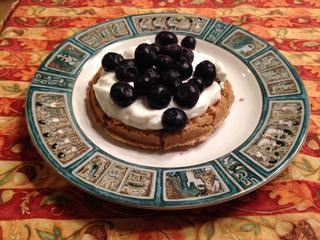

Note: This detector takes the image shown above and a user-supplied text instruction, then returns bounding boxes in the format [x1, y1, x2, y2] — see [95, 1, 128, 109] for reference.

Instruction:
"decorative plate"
[25, 13, 309, 209]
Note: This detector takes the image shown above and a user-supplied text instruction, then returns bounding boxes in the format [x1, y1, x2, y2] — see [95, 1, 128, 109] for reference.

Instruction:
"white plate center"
[72, 36, 263, 168]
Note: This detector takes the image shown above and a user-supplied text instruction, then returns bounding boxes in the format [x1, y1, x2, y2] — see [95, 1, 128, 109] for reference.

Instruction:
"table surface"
[0, 0, 319, 239]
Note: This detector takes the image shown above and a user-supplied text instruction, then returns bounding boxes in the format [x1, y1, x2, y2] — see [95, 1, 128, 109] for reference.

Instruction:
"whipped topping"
[93, 47, 227, 130]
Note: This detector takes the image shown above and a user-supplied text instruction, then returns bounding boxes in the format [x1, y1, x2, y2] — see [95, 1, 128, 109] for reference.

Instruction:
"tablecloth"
[0, 0, 319, 239]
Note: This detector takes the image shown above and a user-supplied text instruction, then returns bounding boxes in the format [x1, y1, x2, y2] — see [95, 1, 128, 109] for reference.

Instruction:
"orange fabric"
[0, 0, 319, 239]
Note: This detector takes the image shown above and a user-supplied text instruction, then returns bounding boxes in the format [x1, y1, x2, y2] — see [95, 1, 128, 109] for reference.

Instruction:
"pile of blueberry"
[101, 31, 217, 131]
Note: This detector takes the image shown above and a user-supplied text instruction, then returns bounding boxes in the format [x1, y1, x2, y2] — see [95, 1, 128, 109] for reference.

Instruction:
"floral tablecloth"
[0, 0, 319, 239]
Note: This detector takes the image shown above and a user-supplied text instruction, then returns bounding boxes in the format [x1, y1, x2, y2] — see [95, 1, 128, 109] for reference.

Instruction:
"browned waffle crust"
[86, 68, 234, 151]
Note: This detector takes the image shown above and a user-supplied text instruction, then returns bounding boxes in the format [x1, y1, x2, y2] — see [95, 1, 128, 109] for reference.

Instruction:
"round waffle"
[86, 68, 234, 151]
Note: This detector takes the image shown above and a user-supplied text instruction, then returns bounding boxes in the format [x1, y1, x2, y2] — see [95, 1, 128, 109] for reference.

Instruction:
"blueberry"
[150, 43, 161, 55]
[121, 58, 135, 66]
[160, 69, 181, 85]
[189, 77, 205, 92]
[155, 31, 178, 46]
[180, 47, 194, 63]
[134, 67, 160, 95]
[174, 83, 200, 108]
[162, 108, 187, 132]
[134, 76, 152, 96]
[176, 59, 193, 80]
[134, 43, 156, 69]
[144, 67, 160, 82]
[194, 60, 216, 86]
[147, 84, 172, 109]
[161, 44, 181, 61]
[154, 55, 174, 71]
[170, 78, 183, 91]
[110, 82, 136, 107]
[181, 36, 196, 50]
[101, 52, 124, 71]
[115, 64, 139, 82]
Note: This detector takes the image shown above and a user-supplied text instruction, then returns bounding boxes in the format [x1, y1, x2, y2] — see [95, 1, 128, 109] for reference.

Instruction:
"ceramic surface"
[25, 13, 309, 209]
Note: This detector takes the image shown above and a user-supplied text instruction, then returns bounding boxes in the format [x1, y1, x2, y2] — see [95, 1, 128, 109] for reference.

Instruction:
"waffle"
[86, 68, 234, 151]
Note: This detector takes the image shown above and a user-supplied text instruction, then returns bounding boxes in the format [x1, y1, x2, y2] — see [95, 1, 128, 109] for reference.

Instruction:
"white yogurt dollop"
[93, 47, 227, 130]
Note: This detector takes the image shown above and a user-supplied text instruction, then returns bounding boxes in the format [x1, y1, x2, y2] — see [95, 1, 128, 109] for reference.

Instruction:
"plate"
[25, 13, 309, 209]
